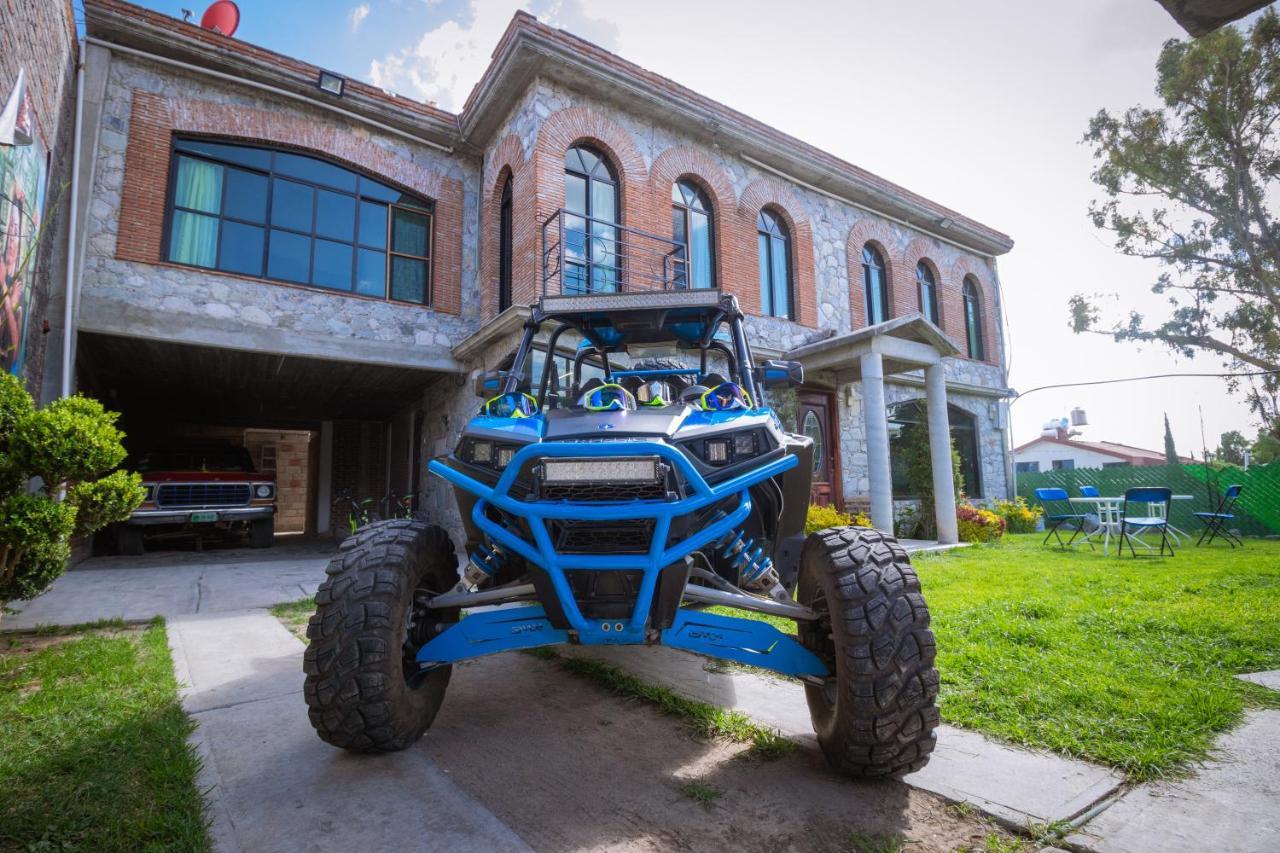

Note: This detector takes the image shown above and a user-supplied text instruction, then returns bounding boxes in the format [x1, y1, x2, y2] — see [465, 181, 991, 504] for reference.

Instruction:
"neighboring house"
[1014, 436, 1192, 473]
[51, 0, 1016, 538]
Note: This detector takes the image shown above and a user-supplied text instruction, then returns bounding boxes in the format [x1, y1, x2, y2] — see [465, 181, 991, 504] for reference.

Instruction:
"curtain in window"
[170, 157, 222, 267]
[689, 209, 711, 289]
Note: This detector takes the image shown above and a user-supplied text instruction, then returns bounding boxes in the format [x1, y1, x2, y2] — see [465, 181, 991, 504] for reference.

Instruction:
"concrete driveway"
[2, 539, 332, 631]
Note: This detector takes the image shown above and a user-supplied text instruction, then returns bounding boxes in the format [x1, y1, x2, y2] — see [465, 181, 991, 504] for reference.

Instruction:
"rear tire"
[117, 526, 145, 556]
[798, 526, 939, 778]
[248, 518, 274, 549]
[303, 519, 460, 752]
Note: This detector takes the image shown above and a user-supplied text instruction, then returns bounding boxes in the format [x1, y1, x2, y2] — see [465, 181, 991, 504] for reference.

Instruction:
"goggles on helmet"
[635, 380, 673, 407]
[700, 382, 753, 412]
[481, 391, 538, 418]
[580, 383, 636, 412]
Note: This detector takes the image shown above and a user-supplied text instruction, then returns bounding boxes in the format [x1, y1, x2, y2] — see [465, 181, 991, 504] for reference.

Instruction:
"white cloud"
[368, 0, 617, 110]
[349, 3, 370, 33]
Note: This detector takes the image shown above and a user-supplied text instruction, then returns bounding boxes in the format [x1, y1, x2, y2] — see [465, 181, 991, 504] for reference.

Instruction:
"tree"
[1071, 12, 1280, 432]
[0, 373, 143, 614]
[1163, 413, 1179, 463]
[1252, 428, 1280, 464]
[1215, 429, 1250, 464]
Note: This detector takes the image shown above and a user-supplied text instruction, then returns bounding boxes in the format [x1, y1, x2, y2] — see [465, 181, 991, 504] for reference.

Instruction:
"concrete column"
[860, 351, 894, 534]
[925, 363, 959, 544]
[315, 421, 334, 535]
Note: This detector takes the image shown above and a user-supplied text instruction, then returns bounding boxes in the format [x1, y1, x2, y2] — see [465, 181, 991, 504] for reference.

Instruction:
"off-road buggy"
[303, 286, 939, 778]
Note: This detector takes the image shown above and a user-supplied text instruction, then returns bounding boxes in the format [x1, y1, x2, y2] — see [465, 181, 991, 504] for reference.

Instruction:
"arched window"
[497, 177, 513, 312]
[757, 209, 793, 319]
[165, 137, 433, 304]
[915, 261, 938, 324]
[671, 180, 714, 289]
[887, 400, 982, 498]
[564, 145, 619, 294]
[861, 244, 890, 325]
[962, 276, 984, 360]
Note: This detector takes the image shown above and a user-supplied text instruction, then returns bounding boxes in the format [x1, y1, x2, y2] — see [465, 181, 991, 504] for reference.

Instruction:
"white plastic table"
[1068, 495, 1194, 554]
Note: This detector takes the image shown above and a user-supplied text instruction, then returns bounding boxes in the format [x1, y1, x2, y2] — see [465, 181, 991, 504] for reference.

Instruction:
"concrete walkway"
[169, 609, 530, 852]
[558, 644, 1123, 827]
[3, 541, 331, 630]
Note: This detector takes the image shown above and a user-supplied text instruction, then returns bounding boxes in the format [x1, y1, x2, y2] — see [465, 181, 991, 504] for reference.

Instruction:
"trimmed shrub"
[805, 504, 873, 534]
[957, 504, 1006, 543]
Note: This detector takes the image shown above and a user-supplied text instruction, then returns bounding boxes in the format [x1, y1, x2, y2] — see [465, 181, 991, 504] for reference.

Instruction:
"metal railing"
[541, 208, 688, 298]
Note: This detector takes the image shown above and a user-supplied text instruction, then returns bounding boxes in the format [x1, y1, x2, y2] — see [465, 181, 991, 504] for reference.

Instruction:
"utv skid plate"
[424, 438, 828, 680]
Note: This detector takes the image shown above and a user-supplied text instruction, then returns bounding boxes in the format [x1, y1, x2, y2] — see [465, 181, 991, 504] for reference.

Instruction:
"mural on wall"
[0, 68, 47, 377]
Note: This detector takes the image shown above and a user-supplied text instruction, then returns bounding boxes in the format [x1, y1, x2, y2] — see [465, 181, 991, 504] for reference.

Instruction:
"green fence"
[1015, 462, 1280, 538]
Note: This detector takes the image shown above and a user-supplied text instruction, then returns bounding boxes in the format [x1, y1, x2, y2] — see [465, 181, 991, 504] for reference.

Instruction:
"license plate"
[190, 512, 218, 523]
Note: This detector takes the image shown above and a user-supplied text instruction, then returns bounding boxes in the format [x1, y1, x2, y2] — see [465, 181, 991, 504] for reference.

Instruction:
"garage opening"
[75, 331, 450, 550]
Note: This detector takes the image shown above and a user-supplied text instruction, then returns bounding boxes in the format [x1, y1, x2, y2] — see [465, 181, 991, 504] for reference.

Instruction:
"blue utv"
[303, 287, 939, 778]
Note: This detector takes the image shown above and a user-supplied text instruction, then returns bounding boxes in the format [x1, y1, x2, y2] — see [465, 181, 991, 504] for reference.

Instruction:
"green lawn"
[721, 534, 1280, 780]
[0, 619, 208, 851]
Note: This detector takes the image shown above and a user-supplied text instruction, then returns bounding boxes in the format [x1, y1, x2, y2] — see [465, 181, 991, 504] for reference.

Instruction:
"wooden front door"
[798, 391, 840, 507]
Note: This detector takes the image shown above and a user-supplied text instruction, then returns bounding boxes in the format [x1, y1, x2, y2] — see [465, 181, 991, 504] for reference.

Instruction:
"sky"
[117, 0, 1270, 457]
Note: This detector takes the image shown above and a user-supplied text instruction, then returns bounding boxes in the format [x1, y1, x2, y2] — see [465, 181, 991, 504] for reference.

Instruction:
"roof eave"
[84, 0, 460, 151]
[461, 21, 1014, 258]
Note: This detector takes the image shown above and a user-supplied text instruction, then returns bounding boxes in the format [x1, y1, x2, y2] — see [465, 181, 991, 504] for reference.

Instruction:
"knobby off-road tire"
[303, 519, 460, 752]
[798, 526, 940, 778]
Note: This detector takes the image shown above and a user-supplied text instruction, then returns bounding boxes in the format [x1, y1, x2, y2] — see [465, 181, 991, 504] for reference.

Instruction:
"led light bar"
[542, 457, 659, 483]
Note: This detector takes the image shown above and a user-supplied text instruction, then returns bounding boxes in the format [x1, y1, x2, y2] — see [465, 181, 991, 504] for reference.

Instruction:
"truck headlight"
[255, 484, 274, 499]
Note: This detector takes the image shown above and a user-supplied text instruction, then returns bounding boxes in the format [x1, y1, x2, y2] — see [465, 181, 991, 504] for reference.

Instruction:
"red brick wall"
[118, 91, 465, 314]
[480, 133, 533, 318]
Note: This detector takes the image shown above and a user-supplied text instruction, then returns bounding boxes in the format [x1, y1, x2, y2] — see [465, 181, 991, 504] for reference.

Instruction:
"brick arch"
[900, 237, 946, 330]
[650, 147, 737, 289]
[735, 178, 816, 326]
[951, 255, 998, 364]
[846, 217, 901, 328]
[120, 91, 465, 315]
[533, 106, 647, 223]
[481, 134, 533, 316]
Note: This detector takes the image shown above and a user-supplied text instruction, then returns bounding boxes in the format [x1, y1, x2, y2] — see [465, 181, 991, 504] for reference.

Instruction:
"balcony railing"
[541, 209, 689, 299]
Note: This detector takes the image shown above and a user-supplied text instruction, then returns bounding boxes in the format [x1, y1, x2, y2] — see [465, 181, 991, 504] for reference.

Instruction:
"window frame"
[757, 208, 794, 320]
[888, 400, 983, 499]
[962, 276, 985, 360]
[161, 136, 435, 307]
[498, 175, 513, 312]
[563, 144, 621, 294]
[861, 244, 890, 326]
[915, 260, 939, 325]
[671, 179, 716, 290]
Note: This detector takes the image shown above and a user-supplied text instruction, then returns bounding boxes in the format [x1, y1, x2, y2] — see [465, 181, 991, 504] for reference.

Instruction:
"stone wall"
[79, 52, 483, 368]
[2, 0, 78, 400]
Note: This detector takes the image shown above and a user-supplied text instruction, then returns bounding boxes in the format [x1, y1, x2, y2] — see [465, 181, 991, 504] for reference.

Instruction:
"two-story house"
[63, 0, 1014, 540]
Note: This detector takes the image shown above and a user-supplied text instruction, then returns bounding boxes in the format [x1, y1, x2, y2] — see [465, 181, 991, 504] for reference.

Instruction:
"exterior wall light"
[937, 217, 954, 229]
[318, 71, 345, 97]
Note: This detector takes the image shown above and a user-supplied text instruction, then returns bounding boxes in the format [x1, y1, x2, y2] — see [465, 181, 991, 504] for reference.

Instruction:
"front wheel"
[303, 519, 460, 752]
[798, 526, 940, 778]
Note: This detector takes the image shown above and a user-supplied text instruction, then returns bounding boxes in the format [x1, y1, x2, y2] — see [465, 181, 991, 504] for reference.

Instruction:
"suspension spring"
[713, 513, 788, 601]
[463, 541, 505, 589]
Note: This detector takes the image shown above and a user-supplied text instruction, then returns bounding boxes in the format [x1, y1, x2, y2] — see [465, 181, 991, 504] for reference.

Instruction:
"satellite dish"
[200, 0, 240, 37]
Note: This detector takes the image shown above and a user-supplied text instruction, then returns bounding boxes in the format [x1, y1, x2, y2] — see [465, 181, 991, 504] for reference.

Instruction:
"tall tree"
[1071, 12, 1280, 431]
[1163, 413, 1179, 463]
[1216, 429, 1249, 464]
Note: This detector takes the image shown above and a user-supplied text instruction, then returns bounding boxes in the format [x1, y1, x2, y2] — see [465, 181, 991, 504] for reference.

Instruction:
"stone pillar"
[861, 351, 894, 534]
[925, 363, 959, 544]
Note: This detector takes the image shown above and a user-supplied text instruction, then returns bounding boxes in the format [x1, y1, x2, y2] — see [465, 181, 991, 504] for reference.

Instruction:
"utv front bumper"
[424, 440, 827, 678]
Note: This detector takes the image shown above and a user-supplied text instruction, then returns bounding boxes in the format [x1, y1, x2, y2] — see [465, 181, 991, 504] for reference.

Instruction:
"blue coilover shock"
[713, 513, 789, 602]
[461, 541, 505, 590]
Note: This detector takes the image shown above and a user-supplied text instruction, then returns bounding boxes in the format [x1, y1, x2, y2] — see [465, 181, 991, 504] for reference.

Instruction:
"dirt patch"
[422, 653, 1003, 852]
[2, 624, 146, 656]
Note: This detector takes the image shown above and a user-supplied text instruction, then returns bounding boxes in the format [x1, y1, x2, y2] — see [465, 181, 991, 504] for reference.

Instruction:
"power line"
[1012, 369, 1280, 401]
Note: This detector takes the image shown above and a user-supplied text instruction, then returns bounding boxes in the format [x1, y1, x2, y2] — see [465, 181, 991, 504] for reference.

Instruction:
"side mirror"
[474, 370, 511, 398]
[758, 359, 804, 389]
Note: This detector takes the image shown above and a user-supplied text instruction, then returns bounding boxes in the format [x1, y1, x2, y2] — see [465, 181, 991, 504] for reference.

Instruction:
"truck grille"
[156, 483, 251, 509]
[552, 520, 653, 554]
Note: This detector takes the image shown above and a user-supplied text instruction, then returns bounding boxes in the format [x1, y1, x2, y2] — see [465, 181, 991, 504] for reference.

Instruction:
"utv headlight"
[496, 446, 517, 469]
[542, 457, 659, 483]
[469, 440, 494, 465]
[694, 429, 762, 466]
[255, 484, 274, 499]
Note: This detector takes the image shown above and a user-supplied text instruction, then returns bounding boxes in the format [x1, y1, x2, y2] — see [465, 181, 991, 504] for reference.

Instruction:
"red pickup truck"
[117, 444, 277, 555]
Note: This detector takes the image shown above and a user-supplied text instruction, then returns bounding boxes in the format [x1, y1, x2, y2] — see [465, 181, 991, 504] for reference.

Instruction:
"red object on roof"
[200, 0, 239, 37]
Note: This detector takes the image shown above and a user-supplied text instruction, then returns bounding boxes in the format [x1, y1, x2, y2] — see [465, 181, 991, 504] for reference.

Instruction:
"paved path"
[169, 609, 530, 852]
[2, 541, 332, 631]
[558, 644, 1123, 827]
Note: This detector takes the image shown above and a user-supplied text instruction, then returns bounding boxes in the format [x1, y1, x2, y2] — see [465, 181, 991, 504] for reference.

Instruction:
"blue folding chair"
[1195, 484, 1243, 548]
[1080, 485, 1100, 498]
[1118, 487, 1174, 557]
[1034, 488, 1093, 549]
